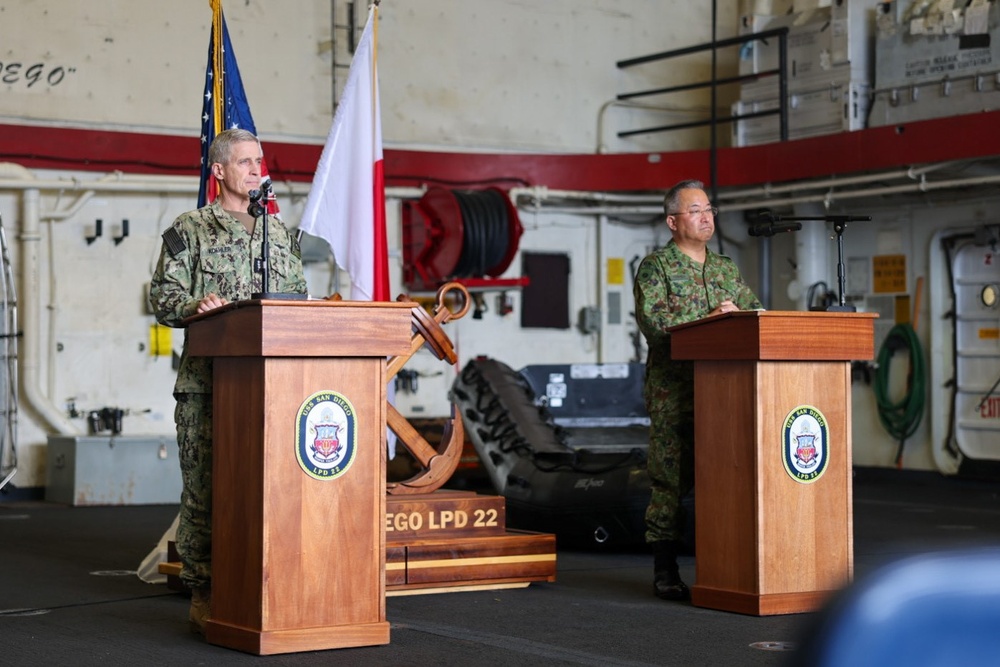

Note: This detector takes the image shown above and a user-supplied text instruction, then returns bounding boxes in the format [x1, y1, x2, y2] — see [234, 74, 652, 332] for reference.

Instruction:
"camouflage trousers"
[174, 392, 213, 590]
[644, 377, 695, 544]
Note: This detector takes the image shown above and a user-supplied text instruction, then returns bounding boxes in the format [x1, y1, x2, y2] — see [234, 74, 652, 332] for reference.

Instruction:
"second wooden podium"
[669, 310, 876, 616]
[187, 299, 413, 655]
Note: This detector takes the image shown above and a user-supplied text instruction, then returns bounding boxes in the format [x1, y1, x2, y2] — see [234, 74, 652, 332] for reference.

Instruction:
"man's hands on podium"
[710, 299, 739, 316]
[196, 293, 229, 314]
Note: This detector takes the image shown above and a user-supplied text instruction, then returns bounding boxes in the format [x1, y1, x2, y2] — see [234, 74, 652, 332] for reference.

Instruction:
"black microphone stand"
[248, 183, 307, 300]
[760, 213, 872, 313]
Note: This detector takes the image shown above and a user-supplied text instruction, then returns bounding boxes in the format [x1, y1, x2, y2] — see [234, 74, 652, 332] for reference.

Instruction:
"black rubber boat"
[450, 357, 652, 548]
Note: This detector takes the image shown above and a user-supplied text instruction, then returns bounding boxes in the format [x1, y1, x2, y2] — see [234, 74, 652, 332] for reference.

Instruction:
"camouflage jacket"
[149, 200, 308, 394]
[633, 240, 762, 384]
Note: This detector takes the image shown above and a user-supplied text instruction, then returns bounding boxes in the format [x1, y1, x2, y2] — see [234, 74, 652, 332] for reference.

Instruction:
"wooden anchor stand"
[382, 283, 557, 596]
[174, 284, 554, 656]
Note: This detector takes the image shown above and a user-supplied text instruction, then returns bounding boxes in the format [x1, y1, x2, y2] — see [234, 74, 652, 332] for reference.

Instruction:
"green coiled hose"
[873, 323, 926, 464]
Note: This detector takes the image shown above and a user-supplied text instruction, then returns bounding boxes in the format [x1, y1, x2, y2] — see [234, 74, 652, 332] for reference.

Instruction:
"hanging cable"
[874, 323, 927, 467]
[939, 234, 978, 461]
[806, 281, 837, 311]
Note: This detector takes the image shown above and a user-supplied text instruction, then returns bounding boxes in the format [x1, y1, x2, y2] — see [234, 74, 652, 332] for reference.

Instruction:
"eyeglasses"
[668, 206, 719, 218]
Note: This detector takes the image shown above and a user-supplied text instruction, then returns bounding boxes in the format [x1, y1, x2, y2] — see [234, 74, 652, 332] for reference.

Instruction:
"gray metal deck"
[2, 467, 999, 666]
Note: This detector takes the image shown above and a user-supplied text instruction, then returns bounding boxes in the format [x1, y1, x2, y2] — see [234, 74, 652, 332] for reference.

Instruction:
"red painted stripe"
[3, 110, 999, 192]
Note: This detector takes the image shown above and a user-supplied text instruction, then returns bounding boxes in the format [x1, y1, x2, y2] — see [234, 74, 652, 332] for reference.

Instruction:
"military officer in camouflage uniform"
[149, 128, 307, 632]
[633, 179, 761, 601]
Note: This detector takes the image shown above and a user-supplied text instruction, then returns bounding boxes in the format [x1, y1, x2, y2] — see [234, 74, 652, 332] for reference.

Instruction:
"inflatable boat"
[450, 357, 652, 548]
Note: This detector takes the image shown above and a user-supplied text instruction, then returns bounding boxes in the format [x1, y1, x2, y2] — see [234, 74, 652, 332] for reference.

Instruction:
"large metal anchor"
[385, 281, 470, 495]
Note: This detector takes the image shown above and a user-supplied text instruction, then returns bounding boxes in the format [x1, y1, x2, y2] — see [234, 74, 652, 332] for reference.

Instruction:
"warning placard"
[872, 255, 907, 293]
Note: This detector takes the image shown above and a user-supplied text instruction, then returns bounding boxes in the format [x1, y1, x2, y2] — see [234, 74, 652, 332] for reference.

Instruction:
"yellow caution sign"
[607, 258, 625, 285]
[149, 324, 172, 357]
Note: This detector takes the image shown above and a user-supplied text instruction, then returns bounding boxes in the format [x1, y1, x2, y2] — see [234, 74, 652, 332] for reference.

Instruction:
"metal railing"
[615, 27, 791, 141]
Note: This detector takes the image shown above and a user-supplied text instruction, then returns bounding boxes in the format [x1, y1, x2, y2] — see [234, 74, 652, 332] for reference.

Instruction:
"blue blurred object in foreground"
[793, 548, 1000, 667]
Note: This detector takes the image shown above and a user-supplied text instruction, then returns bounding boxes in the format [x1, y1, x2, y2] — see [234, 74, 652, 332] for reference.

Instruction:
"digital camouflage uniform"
[149, 200, 307, 590]
[633, 240, 761, 544]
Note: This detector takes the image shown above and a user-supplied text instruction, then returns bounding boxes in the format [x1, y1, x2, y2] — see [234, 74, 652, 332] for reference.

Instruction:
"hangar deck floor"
[2, 467, 999, 666]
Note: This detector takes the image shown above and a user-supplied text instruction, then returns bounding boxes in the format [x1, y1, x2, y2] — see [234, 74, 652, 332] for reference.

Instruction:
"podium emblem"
[781, 405, 829, 484]
[295, 390, 358, 480]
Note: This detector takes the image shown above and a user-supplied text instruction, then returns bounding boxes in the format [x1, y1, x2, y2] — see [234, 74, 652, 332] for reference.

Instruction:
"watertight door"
[951, 242, 1000, 461]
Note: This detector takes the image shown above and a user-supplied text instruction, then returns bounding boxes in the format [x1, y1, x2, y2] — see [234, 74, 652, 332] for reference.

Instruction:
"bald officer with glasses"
[633, 179, 762, 601]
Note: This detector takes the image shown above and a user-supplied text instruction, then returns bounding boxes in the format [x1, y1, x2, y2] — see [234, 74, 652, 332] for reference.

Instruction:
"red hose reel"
[402, 186, 526, 293]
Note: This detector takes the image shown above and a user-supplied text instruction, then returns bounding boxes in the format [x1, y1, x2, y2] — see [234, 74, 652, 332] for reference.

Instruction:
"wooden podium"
[186, 299, 413, 655]
[669, 310, 876, 616]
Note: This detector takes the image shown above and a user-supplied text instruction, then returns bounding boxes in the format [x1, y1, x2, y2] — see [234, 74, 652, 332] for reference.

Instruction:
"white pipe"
[1, 164, 98, 434]
[722, 161, 963, 201]
[596, 215, 607, 363]
[46, 219, 56, 401]
[10, 162, 989, 221]
[516, 205, 664, 217]
[386, 186, 427, 199]
[507, 170, 1000, 221]
[792, 202, 832, 311]
[0, 163, 35, 180]
[508, 161, 975, 215]
[0, 170, 425, 202]
[20, 188, 78, 434]
[721, 173, 1000, 212]
[0, 178, 199, 194]
[0, 158, 977, 210]
[510, 186, 662, 206]
[38, 192, 95, 223]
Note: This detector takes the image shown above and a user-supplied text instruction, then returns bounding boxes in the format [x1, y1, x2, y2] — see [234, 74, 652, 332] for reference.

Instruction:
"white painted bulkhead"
[1, 0, 998, 493]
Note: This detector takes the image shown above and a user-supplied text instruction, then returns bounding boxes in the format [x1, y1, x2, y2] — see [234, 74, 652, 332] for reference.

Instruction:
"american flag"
[198, 0, 276, 212]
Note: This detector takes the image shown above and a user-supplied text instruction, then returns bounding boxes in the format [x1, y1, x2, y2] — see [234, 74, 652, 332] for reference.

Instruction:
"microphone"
[248, 176, 272, 204]
[247, 177, 272, 217]
[748, 220, 802, 237]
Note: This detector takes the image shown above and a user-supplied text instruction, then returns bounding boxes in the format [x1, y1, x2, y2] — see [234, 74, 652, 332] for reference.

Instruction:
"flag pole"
[370, 1, 395, 452]
[370, 1, 390, 301]
[371, 2, 379, 167]
[211, 0, 224, 136]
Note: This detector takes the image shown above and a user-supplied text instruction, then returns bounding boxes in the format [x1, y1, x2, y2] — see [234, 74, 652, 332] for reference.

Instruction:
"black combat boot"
[189, 586, 211, 635]
[652, 540, 690, 601]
